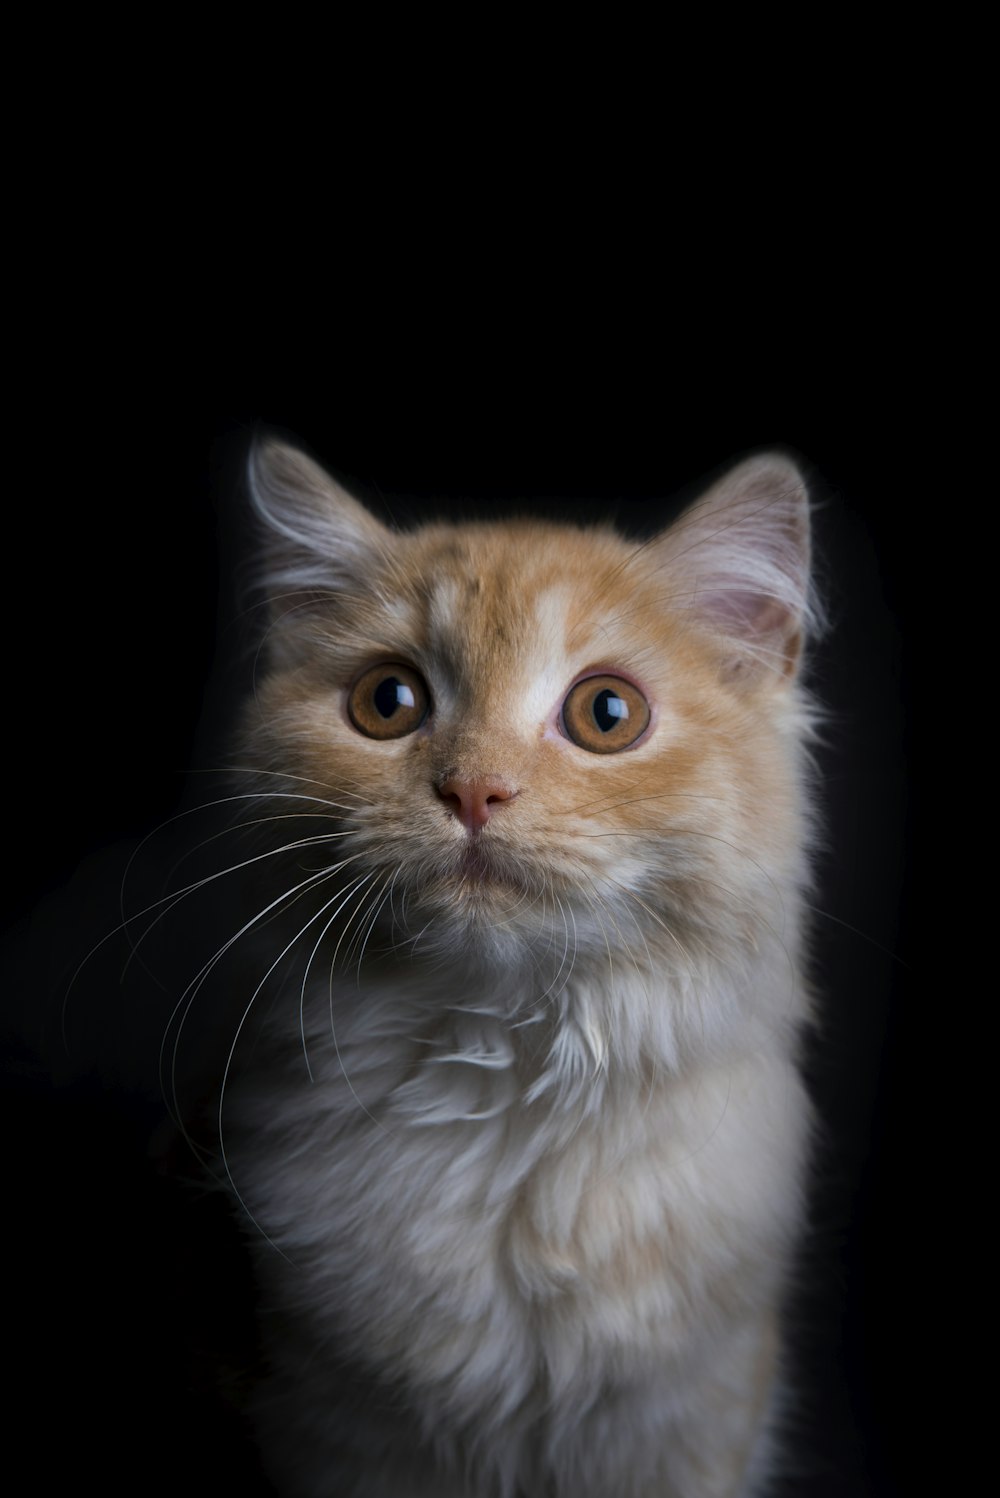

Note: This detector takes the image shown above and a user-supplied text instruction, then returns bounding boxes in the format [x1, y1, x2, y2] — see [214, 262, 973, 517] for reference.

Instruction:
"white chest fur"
[226, 964, 808, 1498]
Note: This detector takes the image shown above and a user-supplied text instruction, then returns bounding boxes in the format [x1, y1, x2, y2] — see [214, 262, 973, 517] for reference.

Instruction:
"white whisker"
[163, 856, 361, 1142]
[297, 865, 384, 1081]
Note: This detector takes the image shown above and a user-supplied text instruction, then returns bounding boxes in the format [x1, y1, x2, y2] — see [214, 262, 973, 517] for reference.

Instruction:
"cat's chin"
[454, 842, 518, 887]
[449, 855, 545, 922]
[400, 850, 546, 961]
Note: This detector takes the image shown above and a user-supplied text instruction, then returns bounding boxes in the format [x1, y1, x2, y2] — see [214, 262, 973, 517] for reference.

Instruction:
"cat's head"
[241, 441, 817, 987]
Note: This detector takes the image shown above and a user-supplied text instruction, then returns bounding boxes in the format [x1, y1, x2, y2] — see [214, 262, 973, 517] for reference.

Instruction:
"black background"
[2, 398, 916, 1495]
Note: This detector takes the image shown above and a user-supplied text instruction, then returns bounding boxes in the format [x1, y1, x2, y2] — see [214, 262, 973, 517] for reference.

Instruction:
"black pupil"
[374, 677, 406, 718]
[593, 688, 627, 732]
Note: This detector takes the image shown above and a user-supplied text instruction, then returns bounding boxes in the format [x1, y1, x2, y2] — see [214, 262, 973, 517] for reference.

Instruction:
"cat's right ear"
[649, 452, 819, 686]
[247, 439, 390, 607]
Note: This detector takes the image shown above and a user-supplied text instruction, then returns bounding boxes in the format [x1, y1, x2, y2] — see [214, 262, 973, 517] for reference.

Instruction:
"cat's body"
[219, 441, 819, 1498]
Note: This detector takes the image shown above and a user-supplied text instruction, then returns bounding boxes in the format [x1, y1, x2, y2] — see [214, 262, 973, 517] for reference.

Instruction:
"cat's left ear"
[652, 452, 816, 685]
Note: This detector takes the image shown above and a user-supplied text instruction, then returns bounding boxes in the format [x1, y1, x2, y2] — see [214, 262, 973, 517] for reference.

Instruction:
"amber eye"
[348, 663, 430, 740]
[561, 675, 651, 754]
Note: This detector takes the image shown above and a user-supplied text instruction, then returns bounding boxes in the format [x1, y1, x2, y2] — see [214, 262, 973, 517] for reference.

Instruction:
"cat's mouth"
[457, 842, 501, 883]
[450, 839, 526, 892]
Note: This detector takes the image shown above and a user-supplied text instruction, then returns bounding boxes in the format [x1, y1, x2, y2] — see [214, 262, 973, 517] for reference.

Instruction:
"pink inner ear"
[698, 588, 795, 639]
[674, 462, 811, 656]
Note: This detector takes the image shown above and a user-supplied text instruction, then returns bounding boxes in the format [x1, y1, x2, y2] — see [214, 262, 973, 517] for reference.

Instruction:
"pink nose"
[437, 777, 517, 833]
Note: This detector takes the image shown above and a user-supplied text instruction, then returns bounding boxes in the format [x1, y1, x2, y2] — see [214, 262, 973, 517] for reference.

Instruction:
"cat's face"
[243, 444, 814, 978]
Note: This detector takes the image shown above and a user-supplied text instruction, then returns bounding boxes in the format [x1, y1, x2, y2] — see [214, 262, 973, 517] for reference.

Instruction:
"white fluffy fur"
[221, 444, 817, 1498]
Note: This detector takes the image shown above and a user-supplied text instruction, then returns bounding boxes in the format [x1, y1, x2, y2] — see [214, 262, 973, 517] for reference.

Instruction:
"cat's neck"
[282, 924, 801, 1127]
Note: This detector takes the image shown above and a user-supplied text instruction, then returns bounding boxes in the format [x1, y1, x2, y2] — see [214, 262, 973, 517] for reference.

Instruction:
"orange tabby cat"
[220, 440, 818, 1497]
